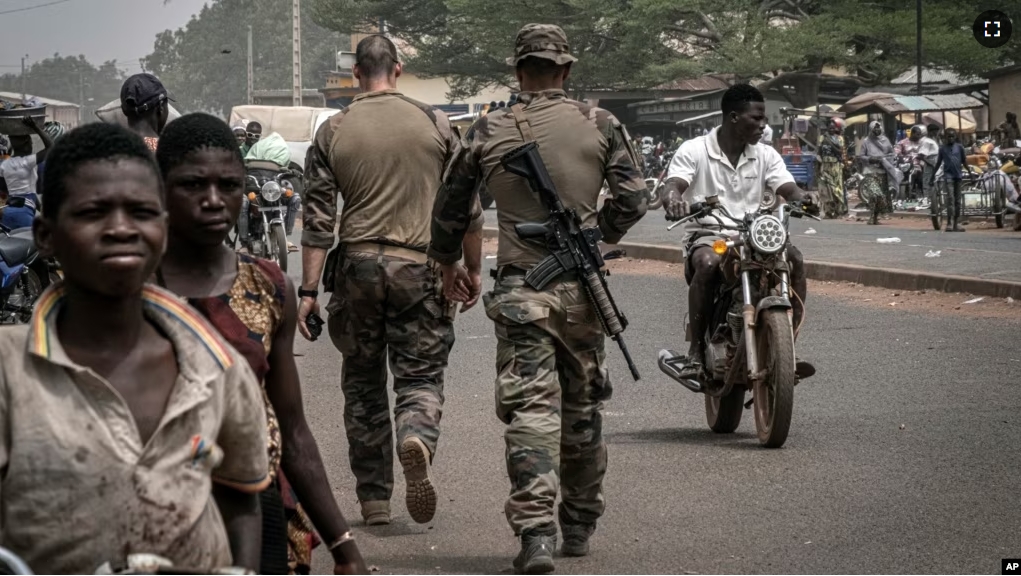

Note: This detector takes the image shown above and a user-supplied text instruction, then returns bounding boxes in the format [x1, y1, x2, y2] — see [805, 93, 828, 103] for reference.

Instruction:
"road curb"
[480, 227, 1021, 300]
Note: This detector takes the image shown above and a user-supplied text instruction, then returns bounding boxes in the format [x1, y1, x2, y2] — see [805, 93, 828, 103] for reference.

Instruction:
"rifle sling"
[510, 103, 535, 143]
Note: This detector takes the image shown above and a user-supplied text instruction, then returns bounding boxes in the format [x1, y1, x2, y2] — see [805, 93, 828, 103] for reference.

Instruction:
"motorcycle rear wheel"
[752, 309, 796, 448]
[705, 386, 745, 433]
[269, 224, 289, 273]
[930, 182, 944, 231]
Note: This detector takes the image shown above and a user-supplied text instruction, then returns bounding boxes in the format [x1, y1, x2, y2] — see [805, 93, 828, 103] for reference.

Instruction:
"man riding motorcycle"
[663, 84, 817, 380]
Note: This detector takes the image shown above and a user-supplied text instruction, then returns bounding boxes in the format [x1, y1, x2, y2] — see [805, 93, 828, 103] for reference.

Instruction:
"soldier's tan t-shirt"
[429, 89, 648, 268]
[0, 283, 270, 574]
[302, 89, 483, 252]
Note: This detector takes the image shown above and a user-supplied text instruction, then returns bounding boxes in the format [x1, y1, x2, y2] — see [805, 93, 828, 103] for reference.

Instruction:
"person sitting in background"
[0, 122, 270, 573]
[0, 117, 53, 230]
[918, 124, 940, 203]
[996, 112, 1020, 148]
[120, 73, 173, 151]
[241, 121, 262, 157]
[233, 124, 248, 147]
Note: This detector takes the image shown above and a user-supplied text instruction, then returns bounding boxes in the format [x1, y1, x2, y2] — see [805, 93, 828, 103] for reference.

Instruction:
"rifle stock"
[499, 141, 641, 381]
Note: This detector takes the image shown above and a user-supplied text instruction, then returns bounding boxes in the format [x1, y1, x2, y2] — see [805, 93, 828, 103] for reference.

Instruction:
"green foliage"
[144, 0, 348, 116]
[0, 55, 125, 121]
[309, 0, 1017, 103]
[312, 0, 684, 99]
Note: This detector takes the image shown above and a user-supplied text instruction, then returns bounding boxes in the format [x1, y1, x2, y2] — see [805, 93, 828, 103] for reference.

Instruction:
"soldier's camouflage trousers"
[326, 248, 455, 503]
[482, 273, 612, 535]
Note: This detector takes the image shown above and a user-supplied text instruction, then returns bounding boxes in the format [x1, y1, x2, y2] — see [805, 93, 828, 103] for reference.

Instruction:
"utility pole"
[916, 0, 922, 122]
[79, 70, 85, 124]
[292, 0, 302, 107]
[247, 25, 254, 105]
[20, 55, 27, 102]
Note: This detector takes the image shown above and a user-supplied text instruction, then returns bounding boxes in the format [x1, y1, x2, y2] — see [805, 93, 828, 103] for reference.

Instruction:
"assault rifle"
[500, 141, 640, 381]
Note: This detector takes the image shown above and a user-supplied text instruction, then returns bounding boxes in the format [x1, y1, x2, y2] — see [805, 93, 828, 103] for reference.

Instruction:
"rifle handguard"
[585, 271, 623, 336]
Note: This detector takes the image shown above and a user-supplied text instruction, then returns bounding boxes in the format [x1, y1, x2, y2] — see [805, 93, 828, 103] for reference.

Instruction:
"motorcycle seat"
[0, 236, 35, 267]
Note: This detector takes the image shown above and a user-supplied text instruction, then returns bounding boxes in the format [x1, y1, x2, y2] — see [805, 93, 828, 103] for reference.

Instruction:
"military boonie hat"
[506, 23, 578, 66]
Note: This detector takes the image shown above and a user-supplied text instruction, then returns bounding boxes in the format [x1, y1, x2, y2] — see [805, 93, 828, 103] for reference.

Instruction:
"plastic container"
[0, 106, 47, 136]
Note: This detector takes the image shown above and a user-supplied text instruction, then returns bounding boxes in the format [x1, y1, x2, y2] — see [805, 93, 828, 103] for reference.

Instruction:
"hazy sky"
[0, 0, 209, 72]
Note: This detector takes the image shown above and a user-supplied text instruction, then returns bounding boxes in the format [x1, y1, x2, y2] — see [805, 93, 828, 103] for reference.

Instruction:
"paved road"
[483, 208, 1021, 282]
[279, 242, 1021, 574]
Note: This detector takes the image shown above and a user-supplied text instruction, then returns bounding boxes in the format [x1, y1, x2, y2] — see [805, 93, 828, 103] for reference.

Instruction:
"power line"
[0, 0, 79, 16]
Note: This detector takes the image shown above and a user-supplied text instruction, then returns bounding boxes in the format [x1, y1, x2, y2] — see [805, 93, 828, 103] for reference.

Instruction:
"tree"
[144, 0, 348, 116]
[0, 55, 125, 122]
[648, 0, 1010, 106]
[311, 0, 693, 100]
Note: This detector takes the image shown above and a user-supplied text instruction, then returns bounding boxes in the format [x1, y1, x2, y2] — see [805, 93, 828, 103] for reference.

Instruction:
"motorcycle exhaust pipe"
[657, 349, 702, 393]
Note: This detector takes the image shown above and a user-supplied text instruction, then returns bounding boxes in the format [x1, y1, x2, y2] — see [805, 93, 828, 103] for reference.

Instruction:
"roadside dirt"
[835, 212, 1014, 233]
[485, 238, 1021, 319]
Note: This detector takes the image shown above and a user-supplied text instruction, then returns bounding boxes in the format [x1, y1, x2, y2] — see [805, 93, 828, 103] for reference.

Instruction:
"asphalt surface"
[279, 238, 1021, 575]
[482, 208, 1021, 283]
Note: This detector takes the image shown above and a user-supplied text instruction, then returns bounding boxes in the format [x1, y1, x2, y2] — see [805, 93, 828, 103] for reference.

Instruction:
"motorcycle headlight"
[748, 215, 787, 254]
[261, 181, 282, 202]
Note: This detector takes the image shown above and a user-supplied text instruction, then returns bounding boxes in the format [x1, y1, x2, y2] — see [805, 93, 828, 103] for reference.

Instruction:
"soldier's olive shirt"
[302, 89, 483, 252]
[428, 89, 647, 267]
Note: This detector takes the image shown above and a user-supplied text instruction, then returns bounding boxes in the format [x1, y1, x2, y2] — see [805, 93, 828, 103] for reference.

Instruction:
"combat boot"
[360, 500, 391, 526]
[560, 522, 595, 557]
[514, 525, 557, 574]
[399, 436, 437, 523]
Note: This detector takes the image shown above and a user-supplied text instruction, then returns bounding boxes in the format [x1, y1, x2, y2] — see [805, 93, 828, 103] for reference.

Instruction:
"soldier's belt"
[344, 242, 429, 264]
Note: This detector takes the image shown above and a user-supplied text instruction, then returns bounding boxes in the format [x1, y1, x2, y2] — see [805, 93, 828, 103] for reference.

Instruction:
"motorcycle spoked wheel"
[752, 309, 796, 448]
[268, 224, 288, 273]
[705, 387, 745, 433]
[930, 182, 944, 231]
[643, 178, 663, 210]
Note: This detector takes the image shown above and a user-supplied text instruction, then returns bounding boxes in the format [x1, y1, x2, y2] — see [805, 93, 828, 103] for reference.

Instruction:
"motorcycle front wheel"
[752, 309, 795, 448]
[644, 178, 663, 210]
[705, 387, 745, 433]
[269, 223, 289, 273]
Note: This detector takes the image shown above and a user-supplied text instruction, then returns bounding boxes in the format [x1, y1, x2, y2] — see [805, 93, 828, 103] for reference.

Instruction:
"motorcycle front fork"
[739, 247, 792, 383]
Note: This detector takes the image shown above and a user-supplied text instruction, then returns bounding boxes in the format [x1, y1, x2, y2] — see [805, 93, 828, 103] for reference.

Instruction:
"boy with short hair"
[0, 122, 270, 574]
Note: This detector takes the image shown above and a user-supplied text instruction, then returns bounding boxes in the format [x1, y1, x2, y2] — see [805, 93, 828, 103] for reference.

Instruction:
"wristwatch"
[298, 288, 318, 299]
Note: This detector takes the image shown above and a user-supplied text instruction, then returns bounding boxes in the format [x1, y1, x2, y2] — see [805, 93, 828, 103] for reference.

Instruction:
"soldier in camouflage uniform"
[428, 24, 648, 574]
[297, 35, 485, 527]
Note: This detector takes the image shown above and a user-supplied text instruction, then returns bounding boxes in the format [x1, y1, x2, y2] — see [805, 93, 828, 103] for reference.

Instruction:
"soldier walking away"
[298, 34, 485, 527]
[428, 24, 647, 574]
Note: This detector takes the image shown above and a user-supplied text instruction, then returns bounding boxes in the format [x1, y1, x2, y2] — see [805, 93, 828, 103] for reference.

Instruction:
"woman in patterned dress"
[817, 117, 847, 218]
[153, 113, 367, 575]
[858, 120, 898, 225]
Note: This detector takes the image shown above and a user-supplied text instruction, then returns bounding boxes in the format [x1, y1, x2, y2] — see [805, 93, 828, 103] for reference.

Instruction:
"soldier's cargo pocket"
[326, 294, 352, 355]
[484, 293, 550, 326]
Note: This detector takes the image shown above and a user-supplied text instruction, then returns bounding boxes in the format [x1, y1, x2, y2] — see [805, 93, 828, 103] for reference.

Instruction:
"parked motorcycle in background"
[0, 225, 50, 324]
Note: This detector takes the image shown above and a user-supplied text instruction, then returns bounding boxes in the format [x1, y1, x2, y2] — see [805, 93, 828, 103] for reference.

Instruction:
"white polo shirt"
[666, 127, 794, 234]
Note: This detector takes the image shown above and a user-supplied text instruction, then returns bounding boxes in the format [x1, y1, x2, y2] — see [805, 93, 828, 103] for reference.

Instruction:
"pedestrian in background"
[429, 23, 647, 574]
[120, 73, 173, 151]
[934, 127, 969, 232]
[817, 117, 846, 218]
[299, 34, 485, 527]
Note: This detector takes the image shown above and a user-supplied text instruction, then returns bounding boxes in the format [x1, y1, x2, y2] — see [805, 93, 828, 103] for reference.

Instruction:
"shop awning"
[675, 111, 722, 125]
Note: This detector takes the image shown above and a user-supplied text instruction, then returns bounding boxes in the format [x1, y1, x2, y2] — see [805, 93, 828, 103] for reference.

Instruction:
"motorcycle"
[658, 194, 820, 448]
[240, 162, 298, 272]
[0, 225, 48, 324]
